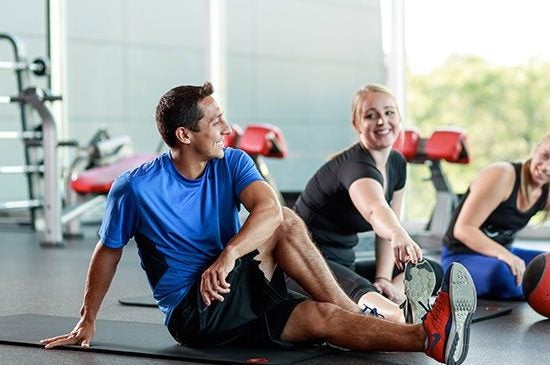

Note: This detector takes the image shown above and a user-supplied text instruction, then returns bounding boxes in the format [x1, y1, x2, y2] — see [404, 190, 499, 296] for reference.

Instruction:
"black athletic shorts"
[167, 250, 307, 348]
[286, 258, 377, 303]
[286, 255, 443, 303]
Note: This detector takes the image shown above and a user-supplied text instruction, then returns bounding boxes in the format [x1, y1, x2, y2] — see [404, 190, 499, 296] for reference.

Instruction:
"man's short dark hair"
[156, 82, 214, 148]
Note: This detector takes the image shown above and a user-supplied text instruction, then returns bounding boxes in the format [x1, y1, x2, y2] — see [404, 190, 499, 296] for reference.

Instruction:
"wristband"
[374, 277, 392, 283]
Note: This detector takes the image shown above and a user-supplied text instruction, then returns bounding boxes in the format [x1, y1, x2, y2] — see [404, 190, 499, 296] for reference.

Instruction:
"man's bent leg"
[280, 262, 477, 365]
[281, 300, 425, 352]
[267, 207, 359, 313]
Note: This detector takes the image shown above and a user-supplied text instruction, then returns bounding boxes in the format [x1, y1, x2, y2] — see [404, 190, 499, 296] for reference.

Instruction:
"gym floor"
[0, 228, 549, 365]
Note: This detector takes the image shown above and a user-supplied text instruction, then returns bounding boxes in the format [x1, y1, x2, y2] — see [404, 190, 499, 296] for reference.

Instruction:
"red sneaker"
[423, 262, 477, 365]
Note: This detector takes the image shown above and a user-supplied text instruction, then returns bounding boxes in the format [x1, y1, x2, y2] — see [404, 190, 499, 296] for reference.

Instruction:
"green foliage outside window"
[405, 55, 550, 220]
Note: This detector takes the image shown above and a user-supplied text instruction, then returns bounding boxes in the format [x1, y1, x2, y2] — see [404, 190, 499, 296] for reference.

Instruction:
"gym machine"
[3, 87, 155, 246]
[223, 123, 288, 204]
[393, 128, 470, 251]
[66, 133, 156, 236]
[0, 33, 51, 227]
[1, 32, 156, 246]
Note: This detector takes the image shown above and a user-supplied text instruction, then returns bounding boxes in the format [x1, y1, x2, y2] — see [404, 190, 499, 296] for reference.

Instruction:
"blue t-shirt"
[99, 148, 263, 324]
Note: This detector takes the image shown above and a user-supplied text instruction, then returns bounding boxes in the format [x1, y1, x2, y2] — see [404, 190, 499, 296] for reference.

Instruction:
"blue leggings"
[441, 245, 545, 300]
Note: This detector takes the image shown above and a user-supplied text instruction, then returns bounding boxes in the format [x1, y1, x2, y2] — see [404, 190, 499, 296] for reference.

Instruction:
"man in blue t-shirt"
[41, 82, 476, 365]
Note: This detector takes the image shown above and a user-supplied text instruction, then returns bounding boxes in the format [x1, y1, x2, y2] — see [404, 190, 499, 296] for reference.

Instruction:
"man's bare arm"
[41, 242, 123, 348]
[199, 180, 282, 305]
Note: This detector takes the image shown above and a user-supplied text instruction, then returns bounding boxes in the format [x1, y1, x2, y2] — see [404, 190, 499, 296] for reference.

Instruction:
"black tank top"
[443, 162, 549, 253]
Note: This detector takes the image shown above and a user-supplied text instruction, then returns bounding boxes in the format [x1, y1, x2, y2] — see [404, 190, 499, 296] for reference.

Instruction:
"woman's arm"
[349, 179, 421, 268]
[374, 188, 406, 278]
[373, 188, 407, 300]
[453, 163, 514, 257]
[453, 163, 526, 283]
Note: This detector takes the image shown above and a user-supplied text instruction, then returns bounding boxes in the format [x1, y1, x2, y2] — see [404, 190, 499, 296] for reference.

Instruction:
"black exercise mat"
[119, 296, 513, 323]
[472, 299, 513, 323]
[0, 314, 332, 364]
[118, 295, 156, 307]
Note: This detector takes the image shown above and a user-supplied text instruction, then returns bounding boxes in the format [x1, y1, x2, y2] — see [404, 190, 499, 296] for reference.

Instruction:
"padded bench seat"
[70, 153, 156, 194]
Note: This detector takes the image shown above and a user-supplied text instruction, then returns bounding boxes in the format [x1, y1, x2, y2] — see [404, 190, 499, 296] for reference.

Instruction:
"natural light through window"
[405, 0, 550, 73]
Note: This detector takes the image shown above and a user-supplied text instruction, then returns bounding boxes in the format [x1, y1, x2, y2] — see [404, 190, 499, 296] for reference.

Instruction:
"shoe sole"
[446, 263, 477, 365]
[404, 259, 437, 323]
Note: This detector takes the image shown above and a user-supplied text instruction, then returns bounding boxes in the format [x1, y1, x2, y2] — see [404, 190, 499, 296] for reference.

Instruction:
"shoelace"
[362, 304, 385, 319]
[400, 299, 433, 321]
[419, 300, 432, 313]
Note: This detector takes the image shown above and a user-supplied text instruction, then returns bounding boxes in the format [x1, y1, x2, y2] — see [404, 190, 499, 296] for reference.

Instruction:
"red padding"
[393, 129, 420, 161]
[71, 153, 156, 194]
[425, 130, 470, 164]
[238, 123, 287, 158]
[223, 124, 243, 148]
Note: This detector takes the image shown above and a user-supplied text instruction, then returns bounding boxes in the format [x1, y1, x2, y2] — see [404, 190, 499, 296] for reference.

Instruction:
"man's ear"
[175, 127, 192, 145]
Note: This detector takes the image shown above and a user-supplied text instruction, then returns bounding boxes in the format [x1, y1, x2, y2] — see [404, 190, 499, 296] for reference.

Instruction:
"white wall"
[0, 0, 386, 204]
[226, 0, 385, 190]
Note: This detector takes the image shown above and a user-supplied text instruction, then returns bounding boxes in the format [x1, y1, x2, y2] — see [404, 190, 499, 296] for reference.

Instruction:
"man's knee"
[257, 208, 305, 259]
[283, 300, 340, 340]
[311, 300, 340, 322]
[281, 206, 300, 222]
[279, 207, 307, 237]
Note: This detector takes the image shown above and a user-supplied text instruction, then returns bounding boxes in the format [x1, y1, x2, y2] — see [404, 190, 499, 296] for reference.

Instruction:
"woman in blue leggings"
[442, 135, 550, 299]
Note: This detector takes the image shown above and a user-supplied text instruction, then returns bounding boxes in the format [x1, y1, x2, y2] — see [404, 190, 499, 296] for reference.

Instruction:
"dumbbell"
[0, 57, 50, 76]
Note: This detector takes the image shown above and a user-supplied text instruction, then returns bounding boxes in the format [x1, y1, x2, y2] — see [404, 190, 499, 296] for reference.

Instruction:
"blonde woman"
[290, 85, 442, 323]
[442, 135, 550, 299]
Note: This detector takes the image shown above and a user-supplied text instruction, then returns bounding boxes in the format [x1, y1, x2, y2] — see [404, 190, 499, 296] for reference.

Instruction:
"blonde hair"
[326, 85, 400, 160]
[351, 84, 400, 128]
[523, 134, 550, 220]
[534, 134, 550, 153]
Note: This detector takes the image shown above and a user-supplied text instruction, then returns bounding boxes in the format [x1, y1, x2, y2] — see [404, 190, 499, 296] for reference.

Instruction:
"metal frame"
[17, 88, 63, 246]
[405, 160, 460, 251]
[0, 33, 42, 228]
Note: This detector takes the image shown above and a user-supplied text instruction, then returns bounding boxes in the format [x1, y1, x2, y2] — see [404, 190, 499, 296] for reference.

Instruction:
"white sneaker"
[402, 259, 437, 323]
